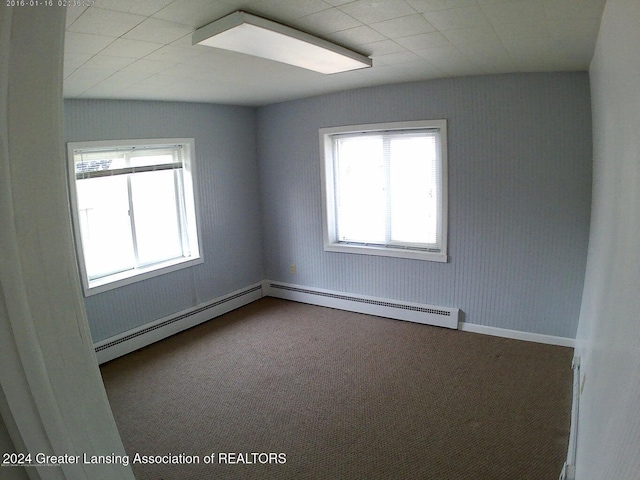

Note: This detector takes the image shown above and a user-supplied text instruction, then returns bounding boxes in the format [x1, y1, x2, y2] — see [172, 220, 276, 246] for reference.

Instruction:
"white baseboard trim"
[93, 283, 263, 364]
[264, 280, 575, 347]
[263, 280, 459, 329]
[459, 322, 575, 348]
[93, 280, 575, 365]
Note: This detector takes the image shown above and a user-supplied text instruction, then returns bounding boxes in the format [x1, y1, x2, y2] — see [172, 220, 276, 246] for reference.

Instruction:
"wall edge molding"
[459, 321, 575, 347]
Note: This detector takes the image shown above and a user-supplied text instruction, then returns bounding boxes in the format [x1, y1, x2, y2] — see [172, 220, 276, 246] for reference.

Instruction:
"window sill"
[324, 243, 447, 262]
[83, 256, 203, 296]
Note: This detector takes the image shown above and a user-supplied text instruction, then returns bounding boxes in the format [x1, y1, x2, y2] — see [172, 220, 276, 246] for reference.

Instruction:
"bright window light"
[68, 139, 202, 295]
[320, 120, 448, 262]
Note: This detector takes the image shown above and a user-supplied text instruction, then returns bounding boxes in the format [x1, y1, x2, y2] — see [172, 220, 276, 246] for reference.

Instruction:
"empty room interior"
[1, 1, 639, 479]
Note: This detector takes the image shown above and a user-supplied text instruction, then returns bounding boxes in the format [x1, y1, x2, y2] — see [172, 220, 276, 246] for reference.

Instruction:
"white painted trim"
[263, 280, 575, 347]
[95, 283, 263, 364]
[323, 242, 448, 262]
[263, 280, 459, 329]
[459, 322, 575, 348]
[93, 280, 575, 368]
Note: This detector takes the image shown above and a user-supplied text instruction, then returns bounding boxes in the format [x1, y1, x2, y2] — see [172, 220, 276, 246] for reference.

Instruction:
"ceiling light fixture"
[192, 11, 372, 74]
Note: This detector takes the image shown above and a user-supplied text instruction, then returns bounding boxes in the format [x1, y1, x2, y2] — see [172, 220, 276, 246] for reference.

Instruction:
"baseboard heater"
[94, 283, 263, 364]
[263, 281, 459, 329]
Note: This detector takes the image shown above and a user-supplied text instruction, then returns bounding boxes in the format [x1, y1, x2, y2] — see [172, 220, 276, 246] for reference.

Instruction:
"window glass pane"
[335, 136, 386, 243]
[68, 139, 201, 295]
[130, 170, 183, 266]
[76, 176, 135, 279]
[389, 135, 438, 245]
[321, 122, 446, 261]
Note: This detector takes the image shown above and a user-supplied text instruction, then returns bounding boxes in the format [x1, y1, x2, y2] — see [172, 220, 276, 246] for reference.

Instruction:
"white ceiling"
[64, 0, 606, 107]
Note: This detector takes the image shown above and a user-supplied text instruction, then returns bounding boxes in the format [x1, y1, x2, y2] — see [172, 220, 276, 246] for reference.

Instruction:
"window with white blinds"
[67, 139, 202, 295]
[320, 120, 447, 262]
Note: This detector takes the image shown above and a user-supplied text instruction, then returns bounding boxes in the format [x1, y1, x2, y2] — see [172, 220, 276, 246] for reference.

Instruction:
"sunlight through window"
[320, 120, 447, 262]
[68, 139, 202, 295]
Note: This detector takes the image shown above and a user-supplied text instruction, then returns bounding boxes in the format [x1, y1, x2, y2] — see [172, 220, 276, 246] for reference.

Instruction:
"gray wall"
[65, 73, 592, 343]
[64, 100, 264, 342]
[575, 1, 640, 478]
[257, 73, 592, 338]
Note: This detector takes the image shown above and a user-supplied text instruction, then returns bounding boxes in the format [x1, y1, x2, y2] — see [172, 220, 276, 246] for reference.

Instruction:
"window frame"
[319, 120, 448, 262]
[67, 138, 203, 296]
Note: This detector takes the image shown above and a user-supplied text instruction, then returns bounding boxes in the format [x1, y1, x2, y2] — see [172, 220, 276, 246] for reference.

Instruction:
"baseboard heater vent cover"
[264, 281, 458, 329]
[94, 283, 263, 363]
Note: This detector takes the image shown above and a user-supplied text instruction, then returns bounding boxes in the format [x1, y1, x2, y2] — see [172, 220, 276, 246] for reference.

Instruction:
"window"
[320, 120, 447, 262]
[67, 138, 202, 295]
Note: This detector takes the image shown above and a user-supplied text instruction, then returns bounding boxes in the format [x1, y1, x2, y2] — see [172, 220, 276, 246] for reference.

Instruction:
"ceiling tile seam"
[297, 10, 360, 31]
[362, 0, 427, 64]
[291, 18, 369, 52]
[64, 47, 154, 90]
[411, 1, 484, 14]
[117, 0, 184, 19]
[333, 0, 422, 36]
[286, 1, 335, 21]
[66, 9, 196, 86]
[368, 13, 438, 41]
[67, 7, 147, 39]
[69, 38, 172, 78]
[282, 7, 407, 67]
[66, 12, 83, 30]
[535, 4, 555, 68]
[68, 56, 162, 98]
[122, 18, 195, 43]
[536, 0, 568, 64]
[476, 3, 521, 73]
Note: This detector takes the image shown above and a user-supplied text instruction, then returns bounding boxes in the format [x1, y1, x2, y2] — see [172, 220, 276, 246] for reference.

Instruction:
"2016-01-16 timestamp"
[6, 0, 96, 7]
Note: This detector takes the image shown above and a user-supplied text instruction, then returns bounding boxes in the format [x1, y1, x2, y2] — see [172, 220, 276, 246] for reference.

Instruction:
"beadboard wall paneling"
[64, 99, 263, 342]
[256, 73, 592, 338]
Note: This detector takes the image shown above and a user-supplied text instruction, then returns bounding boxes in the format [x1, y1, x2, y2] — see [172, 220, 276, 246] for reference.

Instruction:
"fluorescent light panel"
[192, 11, 372, 74]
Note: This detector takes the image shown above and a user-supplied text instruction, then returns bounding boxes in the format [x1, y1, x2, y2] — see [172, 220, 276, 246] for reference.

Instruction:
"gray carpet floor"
[101, 297, 573, 479]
